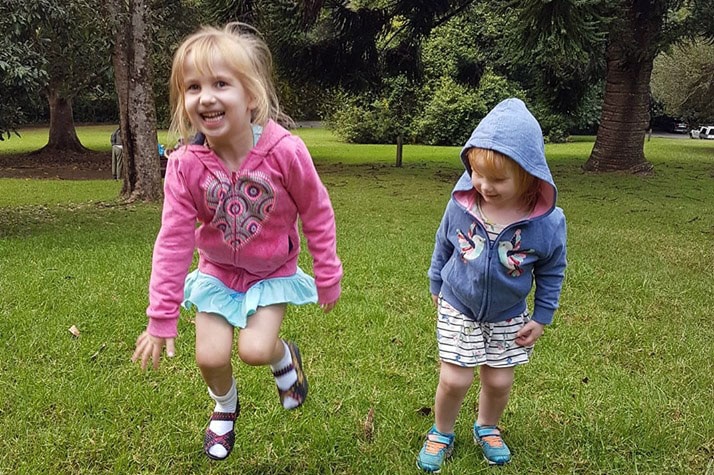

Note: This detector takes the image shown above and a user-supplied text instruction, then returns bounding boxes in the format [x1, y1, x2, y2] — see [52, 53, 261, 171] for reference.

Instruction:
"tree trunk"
[36, 89, 88, 153]
[108, 0, 162, 202]
[583, 4, 663, 174]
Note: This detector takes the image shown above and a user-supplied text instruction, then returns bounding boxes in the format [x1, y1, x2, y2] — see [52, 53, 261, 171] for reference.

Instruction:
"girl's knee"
[237, 339, 277, 366]
[439, 365, 474, 394]
[195, 347, 231, 371]
[480, 367, 515, 394]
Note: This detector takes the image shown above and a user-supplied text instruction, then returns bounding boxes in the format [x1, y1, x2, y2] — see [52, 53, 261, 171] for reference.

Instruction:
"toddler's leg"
[196, 312, 237, 460]
[434, 362, 476, 433]
[473, 365, 515, 465]
[417, 362, 474, 472]
[476, 365, 514, 426]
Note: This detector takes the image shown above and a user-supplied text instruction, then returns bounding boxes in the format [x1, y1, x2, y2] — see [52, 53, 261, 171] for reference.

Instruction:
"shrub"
[327, 76, 418, 144]
[413, 72, 524, 146]
[412, 77, 487, 146]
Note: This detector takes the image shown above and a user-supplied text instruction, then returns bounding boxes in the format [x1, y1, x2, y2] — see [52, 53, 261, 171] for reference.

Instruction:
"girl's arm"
[285, 138, 342, 307]
[146, 158, 198, 338]
[531, 212, 567, 325]
[428, 205, 454, 297]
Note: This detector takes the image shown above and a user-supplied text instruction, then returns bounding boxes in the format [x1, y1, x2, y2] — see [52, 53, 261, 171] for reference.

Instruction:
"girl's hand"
[515, 320, 545, 347]
[131, 330, 175, 371]
[431, 294, 439, 306]
[320, 301, 337, 313]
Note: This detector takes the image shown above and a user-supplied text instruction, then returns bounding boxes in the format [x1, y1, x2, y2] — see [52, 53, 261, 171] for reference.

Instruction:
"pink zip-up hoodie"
[146, 120, 342, 338]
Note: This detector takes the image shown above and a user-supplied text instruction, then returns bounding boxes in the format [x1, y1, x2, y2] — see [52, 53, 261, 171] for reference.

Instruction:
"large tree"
[585, 2, 666, 173]
[105, 0, 205, 201]
[107, 0, 163, 201]
[510, 0, 714, 173]
[0, 0, 111, 152]
[651, 38, 714, 123]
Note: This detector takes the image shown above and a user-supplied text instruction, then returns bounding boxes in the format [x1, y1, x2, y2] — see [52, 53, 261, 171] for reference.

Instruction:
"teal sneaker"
[416, 425, 455, 473]
[473, 423, 511, 465]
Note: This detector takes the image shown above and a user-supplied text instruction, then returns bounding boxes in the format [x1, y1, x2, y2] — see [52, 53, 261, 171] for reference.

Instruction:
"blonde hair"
[168, 23, 292, 143]
[467, 147, 540, 210]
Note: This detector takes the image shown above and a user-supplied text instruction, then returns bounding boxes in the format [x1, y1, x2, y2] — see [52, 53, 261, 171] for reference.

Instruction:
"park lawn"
[0, 129, 713, 474]
[0, 124, 172, 154]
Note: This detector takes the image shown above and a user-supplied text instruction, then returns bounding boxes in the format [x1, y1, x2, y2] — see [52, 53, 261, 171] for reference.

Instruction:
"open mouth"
[201, 111, 224, 123]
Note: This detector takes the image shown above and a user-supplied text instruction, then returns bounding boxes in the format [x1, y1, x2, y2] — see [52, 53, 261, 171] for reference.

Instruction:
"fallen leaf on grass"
[362, 407, 375, 442]
[68, 325, 81, 337]
[416, 406, 432, 416]
[90, 343, 107, 360]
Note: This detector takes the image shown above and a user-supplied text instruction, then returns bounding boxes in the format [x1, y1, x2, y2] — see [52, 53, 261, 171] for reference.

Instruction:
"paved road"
[650, 131, 693, 139]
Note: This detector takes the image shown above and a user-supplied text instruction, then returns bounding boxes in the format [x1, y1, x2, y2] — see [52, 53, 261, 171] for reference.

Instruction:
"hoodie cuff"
[531, 308, 554, 326]
[429, 280, 442, 297]
[317, 281, 341, 306]
[147, 316, 179, 339]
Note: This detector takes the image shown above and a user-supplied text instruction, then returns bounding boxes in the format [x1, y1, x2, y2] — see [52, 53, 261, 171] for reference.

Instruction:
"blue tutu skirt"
[182, 268, 318, 328]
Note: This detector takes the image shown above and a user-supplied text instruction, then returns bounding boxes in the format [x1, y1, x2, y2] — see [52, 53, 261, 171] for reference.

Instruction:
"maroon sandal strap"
[210, 410, 237, 422]
[204, 405, 239, 461]
[272, 363, 295, 377]
[204, 428, 236, 460]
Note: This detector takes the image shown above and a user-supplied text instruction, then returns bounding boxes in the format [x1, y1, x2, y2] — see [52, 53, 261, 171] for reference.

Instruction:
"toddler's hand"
[515, 320, 545, 347]
[131, 330, 175, 371]
[320, 300, 337, 313]
[431, 294, 439, 306]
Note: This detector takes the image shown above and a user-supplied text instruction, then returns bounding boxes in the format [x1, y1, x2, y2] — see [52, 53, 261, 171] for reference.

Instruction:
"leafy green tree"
[509, 0, 714, 173]
[0, 23, 47, 139]
[0, 0, 110, 152]
[651, 38, 714, 123]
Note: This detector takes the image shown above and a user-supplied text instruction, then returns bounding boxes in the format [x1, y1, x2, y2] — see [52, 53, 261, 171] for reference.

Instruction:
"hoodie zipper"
[231, 170, 239, 266]
[466, 205, 528, 322]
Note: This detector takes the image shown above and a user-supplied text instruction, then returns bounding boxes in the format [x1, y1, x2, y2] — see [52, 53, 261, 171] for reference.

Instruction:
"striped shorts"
[436, 296, 533, 368]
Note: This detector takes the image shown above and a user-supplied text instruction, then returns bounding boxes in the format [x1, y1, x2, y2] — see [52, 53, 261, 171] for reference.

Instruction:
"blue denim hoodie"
[428, 98, 566, 325]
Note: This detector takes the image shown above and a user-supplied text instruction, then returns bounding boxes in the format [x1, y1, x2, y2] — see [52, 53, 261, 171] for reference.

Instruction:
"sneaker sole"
[416, 460, 443, 473]
[416, 445, 453, 473]
[473, 434, 510, 465]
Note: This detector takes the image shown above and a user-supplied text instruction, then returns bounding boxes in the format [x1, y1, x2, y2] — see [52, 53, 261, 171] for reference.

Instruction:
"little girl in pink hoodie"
[131, 23, 342, 461]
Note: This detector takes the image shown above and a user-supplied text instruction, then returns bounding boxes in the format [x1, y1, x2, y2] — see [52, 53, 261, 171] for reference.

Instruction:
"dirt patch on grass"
[0, 150, 113, 180]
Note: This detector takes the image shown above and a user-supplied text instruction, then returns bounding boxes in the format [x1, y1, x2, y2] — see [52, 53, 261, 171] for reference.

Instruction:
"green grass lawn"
[0, 128, 713, 474]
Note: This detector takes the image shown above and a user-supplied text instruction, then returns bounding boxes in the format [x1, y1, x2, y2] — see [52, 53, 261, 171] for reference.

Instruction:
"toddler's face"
[470, 164, 521, 209]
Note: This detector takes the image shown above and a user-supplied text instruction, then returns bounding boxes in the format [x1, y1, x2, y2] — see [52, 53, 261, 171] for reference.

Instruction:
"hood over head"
[458, 98, 556, 213]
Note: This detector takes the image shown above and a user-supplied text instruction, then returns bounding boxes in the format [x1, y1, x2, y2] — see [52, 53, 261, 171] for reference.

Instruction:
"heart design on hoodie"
[205, 171, 275, 248]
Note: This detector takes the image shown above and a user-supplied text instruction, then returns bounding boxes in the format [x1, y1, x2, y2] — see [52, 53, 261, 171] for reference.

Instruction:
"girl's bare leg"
[434, 362, 476, 434]
[195, 311, 235, 395]
[237, 303, 286, 366]
[476, 365, 515, 426]
[195, 311, 238, 460]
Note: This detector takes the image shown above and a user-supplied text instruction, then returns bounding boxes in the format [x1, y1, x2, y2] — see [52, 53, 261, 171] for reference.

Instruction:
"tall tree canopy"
[203, 0, 477, 90]
[0, 11, 47, 140]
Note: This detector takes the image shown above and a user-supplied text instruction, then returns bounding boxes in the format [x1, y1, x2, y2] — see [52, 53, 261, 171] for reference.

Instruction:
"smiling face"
[468, 148, 539, 210]
[471, 165, 521, 208]
[181, 51, 256, 148]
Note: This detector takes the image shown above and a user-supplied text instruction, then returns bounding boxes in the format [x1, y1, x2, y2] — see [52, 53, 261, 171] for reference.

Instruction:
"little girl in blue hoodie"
[417, 98, 567, 471]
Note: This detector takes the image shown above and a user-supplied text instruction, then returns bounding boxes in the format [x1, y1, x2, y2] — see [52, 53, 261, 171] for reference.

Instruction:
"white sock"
[207, 378, 237, 459]
[270, 340, 301, 409]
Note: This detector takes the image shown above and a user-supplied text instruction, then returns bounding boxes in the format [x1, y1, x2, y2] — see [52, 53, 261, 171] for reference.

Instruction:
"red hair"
[467, 148, 540, 210]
